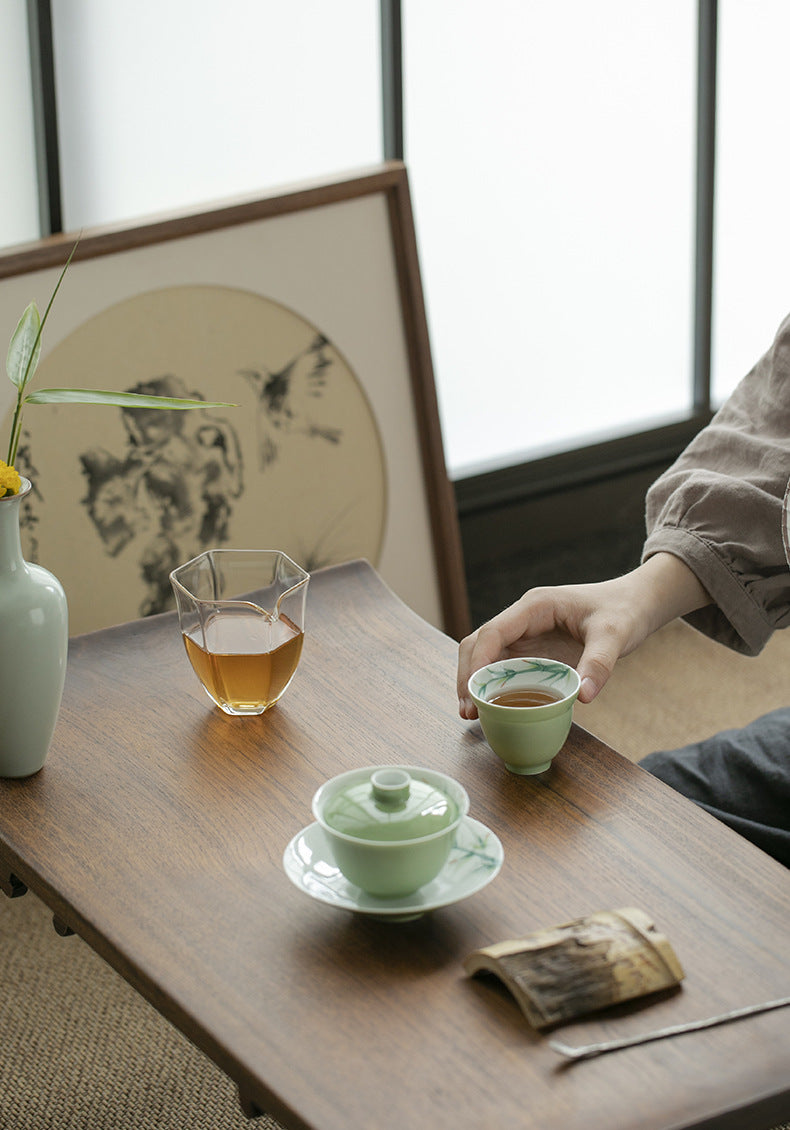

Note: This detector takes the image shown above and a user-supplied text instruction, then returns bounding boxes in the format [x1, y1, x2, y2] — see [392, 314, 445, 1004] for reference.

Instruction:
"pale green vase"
[0, 477, 68, 777]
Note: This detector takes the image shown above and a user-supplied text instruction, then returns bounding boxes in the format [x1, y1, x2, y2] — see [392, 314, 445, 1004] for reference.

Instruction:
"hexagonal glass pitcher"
[170, 549, 309, 715]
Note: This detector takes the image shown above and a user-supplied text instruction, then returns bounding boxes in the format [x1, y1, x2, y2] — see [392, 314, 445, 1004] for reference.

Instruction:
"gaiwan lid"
[322, 768, 459, 842]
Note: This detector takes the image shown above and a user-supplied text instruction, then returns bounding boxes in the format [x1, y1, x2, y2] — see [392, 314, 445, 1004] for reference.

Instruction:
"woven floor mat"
[0, 891, 283, 1130]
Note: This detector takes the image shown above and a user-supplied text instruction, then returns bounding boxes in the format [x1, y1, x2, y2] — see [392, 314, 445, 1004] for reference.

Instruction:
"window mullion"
[380, 0, 404, 160]
[26, 0, 62, 236]
[693, 0, 717, 413]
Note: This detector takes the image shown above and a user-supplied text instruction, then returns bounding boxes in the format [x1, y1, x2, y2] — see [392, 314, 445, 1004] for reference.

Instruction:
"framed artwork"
[0, 162, 470, 639]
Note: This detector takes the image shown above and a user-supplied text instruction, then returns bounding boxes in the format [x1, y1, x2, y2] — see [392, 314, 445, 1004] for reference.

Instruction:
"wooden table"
[1, 560, 789, 1130]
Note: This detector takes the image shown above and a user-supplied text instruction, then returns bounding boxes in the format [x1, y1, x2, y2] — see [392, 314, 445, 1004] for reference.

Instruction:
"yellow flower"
[0, 462, 22, 498]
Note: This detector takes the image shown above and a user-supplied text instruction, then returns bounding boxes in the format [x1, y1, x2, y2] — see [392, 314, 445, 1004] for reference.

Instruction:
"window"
[4, 1, 782, 484]
[50, 0, 381, 230]
[0, 0, 39, 248]
[404, 1, 697, 477]
[713, 0, 790, 402]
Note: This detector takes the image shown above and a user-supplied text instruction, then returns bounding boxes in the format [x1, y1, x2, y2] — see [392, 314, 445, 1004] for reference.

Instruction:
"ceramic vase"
[0, 477, 68, 777]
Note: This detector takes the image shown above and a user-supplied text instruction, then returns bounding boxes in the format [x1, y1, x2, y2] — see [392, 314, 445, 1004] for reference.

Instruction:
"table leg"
[0, 866, 75, 937]
[0, 870, 27, 899]
[238, 1087, 266, 1119]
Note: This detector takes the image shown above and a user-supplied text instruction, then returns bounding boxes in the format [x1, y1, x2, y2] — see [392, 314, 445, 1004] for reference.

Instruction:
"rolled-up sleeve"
[642, 313, 790, 654]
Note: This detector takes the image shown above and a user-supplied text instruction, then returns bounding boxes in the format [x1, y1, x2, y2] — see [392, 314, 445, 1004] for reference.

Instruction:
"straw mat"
[0, 890, 281, 1130]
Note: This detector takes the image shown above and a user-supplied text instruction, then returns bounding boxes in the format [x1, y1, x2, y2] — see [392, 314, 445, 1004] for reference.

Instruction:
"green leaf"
[6, 303, 42, 390]
[23, 388, 236, 409]
[5, 239, 77, 394]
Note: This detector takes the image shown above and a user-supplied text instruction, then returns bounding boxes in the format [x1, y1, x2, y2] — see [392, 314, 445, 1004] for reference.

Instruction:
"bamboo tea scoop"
[549, 994, 790, 1060]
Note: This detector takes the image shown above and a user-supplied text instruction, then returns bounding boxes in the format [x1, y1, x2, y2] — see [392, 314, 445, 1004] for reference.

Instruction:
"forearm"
[626, 551, 711, 640]
[564, 552, 710, 701]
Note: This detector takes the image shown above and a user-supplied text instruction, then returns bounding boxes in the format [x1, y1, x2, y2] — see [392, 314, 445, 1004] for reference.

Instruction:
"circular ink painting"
[10, 286, 386, 634]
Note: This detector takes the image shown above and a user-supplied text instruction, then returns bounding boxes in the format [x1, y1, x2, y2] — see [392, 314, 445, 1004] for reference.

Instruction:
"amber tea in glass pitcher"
[170, 550, 309, 716]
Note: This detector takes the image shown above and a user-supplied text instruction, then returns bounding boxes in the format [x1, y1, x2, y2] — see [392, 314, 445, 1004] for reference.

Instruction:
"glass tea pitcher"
[170, 549, 309, 716]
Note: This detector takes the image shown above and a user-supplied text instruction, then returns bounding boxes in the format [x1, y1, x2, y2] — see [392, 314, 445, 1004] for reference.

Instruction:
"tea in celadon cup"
[468, 658, 581, 774]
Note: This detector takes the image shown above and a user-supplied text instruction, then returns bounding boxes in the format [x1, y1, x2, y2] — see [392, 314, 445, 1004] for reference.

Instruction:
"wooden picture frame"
[0, 162, 470, 639]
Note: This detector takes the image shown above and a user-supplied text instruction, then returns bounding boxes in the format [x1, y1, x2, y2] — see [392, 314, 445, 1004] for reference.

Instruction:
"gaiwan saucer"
[283, 816, 503, 922]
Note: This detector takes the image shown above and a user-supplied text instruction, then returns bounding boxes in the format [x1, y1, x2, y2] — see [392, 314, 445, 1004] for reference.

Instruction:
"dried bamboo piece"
[464, 907, 684, 1029]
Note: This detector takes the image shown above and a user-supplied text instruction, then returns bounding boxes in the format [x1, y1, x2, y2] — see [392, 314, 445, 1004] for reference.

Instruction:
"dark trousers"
[640, 707, 790, 868]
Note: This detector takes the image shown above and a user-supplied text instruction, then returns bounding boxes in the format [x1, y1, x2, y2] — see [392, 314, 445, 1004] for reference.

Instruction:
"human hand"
[456, 554, 710, 719]
[457, 581, 634, 719]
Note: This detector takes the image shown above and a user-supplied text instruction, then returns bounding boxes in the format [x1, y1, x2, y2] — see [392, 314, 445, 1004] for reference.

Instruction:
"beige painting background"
[8, 285, 386, 634]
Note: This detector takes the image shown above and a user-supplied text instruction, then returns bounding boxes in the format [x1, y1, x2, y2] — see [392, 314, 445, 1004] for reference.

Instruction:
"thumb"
[578, 675, 603, 703]
[576, 651, 619, 703]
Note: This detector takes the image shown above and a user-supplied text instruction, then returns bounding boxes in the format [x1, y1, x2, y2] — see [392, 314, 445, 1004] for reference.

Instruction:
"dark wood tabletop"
[1, 560, 789, 1130]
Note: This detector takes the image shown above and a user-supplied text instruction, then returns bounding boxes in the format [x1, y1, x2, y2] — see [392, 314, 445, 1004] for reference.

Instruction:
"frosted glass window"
[0, 0, 40, 248]
[404, 1, 696, 477]
[51, 0, 382, 231]
[712, 1, 790, 405]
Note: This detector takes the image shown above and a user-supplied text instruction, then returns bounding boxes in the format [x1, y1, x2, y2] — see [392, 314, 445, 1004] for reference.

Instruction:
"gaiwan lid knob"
[324, 768, 458, 842]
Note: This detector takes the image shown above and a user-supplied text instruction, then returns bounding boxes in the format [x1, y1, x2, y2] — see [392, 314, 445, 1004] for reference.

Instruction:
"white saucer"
[283, 816, 503, 922]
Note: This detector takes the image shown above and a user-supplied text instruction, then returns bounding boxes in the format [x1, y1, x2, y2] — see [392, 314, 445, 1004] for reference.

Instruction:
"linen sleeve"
[642, 313, 790, 654]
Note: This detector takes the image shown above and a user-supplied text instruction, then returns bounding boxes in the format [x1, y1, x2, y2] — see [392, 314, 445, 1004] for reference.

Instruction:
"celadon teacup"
[468, 658, 581, 774]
